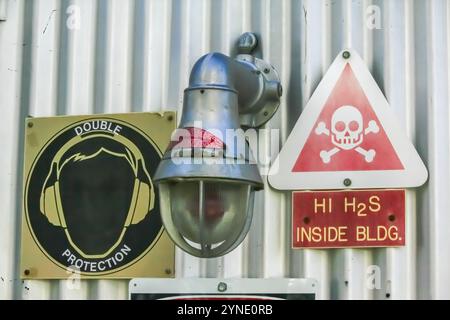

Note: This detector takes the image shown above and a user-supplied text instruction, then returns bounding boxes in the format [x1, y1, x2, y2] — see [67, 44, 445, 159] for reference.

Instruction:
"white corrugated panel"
[0, 0, 449, 300]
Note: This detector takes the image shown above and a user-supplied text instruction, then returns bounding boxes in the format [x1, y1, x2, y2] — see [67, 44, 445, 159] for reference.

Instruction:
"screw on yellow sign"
[21, 112, 176, 279]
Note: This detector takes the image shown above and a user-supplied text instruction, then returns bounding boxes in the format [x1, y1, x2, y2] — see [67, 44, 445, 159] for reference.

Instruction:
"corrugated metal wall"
[0, 0, 449, 300]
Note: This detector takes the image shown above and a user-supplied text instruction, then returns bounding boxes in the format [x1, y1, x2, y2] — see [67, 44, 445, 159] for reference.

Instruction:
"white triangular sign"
[268, 49, 428, 190]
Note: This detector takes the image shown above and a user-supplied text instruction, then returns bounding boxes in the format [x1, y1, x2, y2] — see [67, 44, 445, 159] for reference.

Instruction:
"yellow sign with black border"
[21, 112, 176, 279]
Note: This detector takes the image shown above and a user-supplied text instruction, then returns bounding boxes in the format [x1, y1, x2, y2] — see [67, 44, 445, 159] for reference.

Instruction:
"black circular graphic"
[25, 118, 163, 275]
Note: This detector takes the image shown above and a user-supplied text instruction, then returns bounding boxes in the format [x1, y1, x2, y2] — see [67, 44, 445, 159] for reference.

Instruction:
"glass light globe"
[158, 180, 255, 257]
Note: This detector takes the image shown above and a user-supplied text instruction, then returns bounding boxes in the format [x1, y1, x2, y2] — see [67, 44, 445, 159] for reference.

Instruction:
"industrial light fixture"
[154, 32, 282, 258]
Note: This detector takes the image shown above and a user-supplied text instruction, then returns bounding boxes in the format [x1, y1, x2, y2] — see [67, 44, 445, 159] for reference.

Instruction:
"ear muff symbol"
[124, 158, 153, 226]
[38, 134, 155, 258]
[39, 159, 152, 228]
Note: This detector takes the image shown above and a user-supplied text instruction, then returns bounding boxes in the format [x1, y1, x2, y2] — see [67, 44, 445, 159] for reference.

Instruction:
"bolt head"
[217, 282, 227, 292]
[277, 83, 283, 97]
[237, 32, 258, 54]
[342, 51, 351, 59]
[343, 178, 352, 187]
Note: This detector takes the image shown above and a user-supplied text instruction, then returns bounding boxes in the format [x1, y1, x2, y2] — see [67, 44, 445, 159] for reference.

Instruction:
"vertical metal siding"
[0, 0, 449, 300]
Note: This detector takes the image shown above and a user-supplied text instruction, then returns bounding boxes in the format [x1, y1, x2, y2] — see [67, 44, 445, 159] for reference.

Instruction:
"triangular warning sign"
[292, 64, 403, 172]
[268, 49, 428, 190]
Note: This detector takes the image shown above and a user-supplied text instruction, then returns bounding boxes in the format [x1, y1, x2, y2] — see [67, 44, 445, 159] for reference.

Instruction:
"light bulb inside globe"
[158, 180, 255, 258]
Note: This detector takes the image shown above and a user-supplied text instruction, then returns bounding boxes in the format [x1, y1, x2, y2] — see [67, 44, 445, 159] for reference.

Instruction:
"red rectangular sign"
[292, 189, 405, 248]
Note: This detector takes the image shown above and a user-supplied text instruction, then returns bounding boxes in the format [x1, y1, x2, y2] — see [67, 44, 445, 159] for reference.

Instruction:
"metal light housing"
[154, 33, 281, 258]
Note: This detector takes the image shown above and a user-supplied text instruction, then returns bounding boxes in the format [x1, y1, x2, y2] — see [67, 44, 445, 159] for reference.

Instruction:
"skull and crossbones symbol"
[315, 105, 379, 163]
